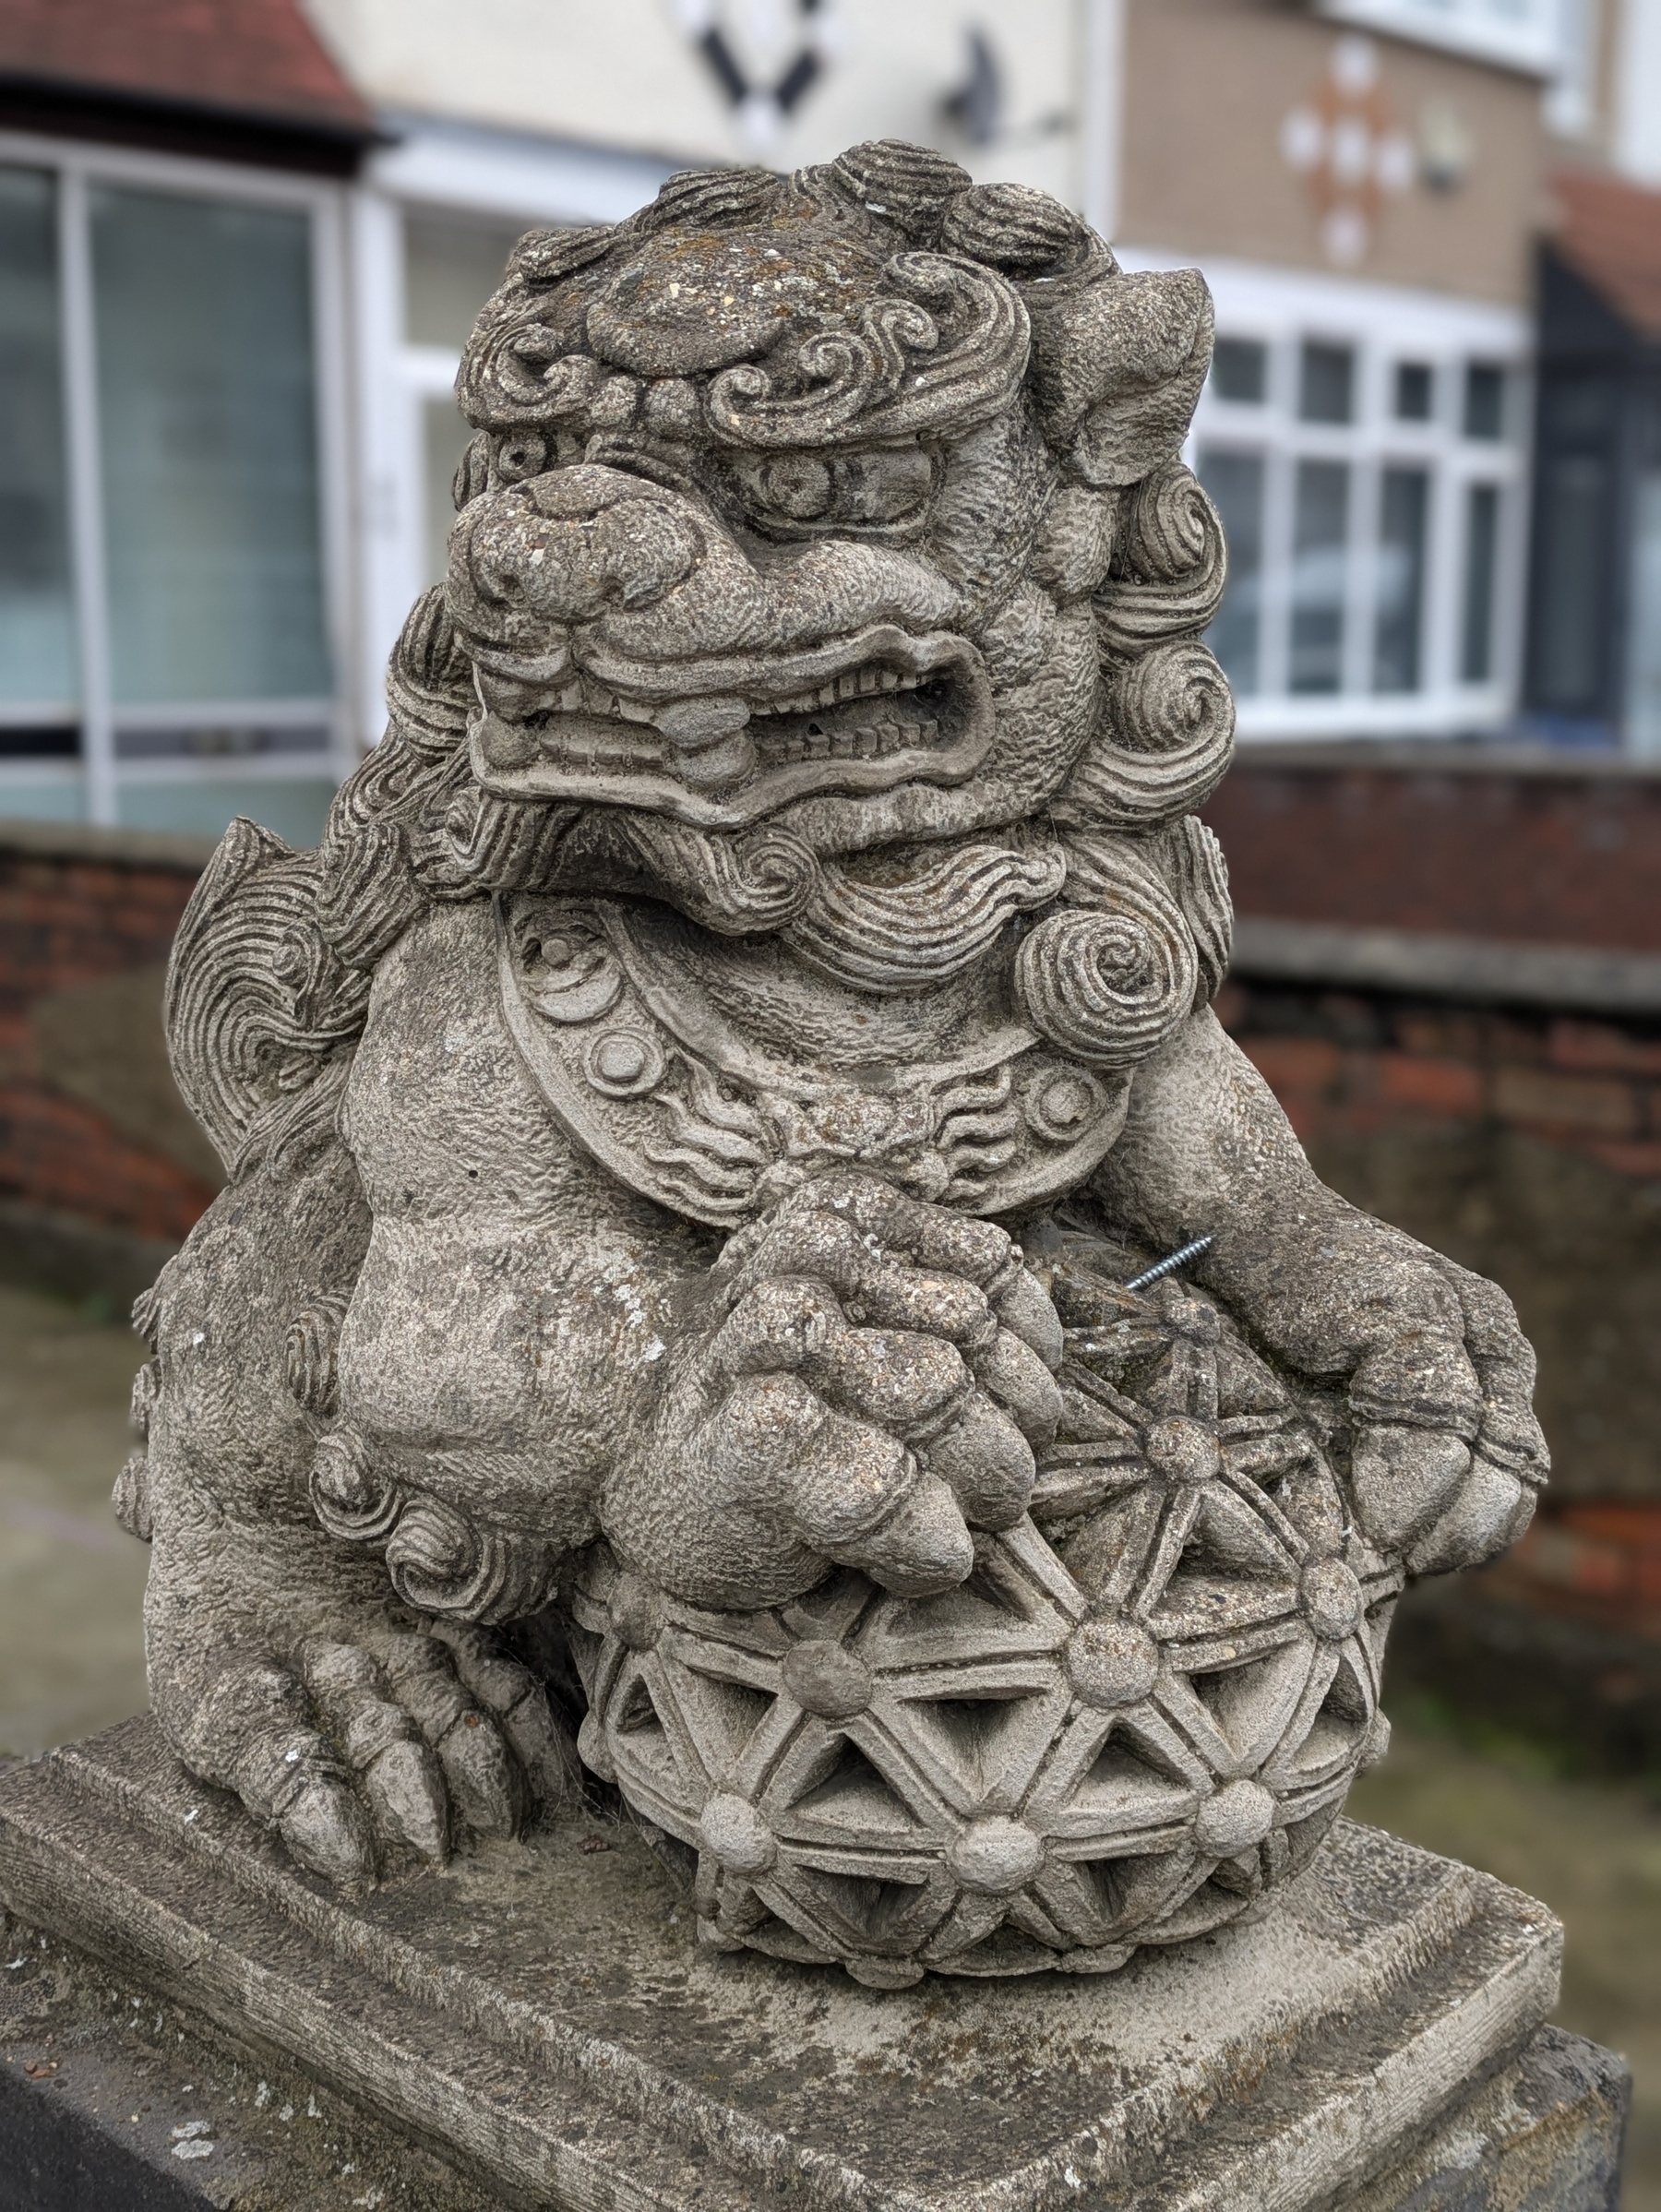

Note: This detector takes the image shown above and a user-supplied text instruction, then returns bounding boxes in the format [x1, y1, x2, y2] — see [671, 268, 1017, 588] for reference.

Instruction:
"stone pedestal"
[0, 1719, 1629, 2211]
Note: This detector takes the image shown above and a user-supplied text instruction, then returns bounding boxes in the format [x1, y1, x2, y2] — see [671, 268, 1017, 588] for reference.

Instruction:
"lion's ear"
[1028, 269, 1213, 490]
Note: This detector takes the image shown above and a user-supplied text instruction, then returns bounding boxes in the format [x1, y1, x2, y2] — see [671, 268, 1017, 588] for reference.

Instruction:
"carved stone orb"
[569, 1258, 1402, 1980]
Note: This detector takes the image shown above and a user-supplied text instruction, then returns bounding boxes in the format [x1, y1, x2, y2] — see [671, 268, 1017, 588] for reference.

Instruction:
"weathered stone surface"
[0, 1918, 499, 2211]
[0, 1718, 1570, 2211]
[0, 1950, 1625, 2212]
[1344, 2026, 1630, 2212]
[109, 139, 1549, 1982]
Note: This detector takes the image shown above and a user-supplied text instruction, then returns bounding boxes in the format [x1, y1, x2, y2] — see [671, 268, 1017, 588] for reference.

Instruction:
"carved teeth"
[506, 660, 928, 731]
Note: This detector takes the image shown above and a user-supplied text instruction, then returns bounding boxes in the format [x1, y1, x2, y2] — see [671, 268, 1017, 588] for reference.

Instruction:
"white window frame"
[0, 127, 355, 826]
[1119, 252, 1531, 743]
[1316, 0, 1561, 75]
[348, 119, 676, 751]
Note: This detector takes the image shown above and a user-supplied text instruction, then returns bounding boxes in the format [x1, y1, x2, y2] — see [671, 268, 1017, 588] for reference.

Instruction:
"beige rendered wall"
[304, 0, 1080, 204]
[1119, 0, 1550, 305]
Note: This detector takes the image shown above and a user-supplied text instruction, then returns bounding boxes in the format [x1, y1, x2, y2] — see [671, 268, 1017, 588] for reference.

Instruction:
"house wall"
[305, 0, 1080, 202]
[1119, 0, 1551, 305]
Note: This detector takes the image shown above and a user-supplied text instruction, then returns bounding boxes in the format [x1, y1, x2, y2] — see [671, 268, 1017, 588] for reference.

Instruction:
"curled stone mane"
[210, 139, 1241, 1159]
[443, 144, 1230, 851]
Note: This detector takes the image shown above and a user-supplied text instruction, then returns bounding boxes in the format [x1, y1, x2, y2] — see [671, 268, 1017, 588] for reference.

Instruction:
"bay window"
[0, 167, 75, 743]
[1176, 258, 1527, 740]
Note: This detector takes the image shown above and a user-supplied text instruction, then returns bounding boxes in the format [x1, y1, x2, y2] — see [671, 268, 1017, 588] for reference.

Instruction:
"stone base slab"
[0, 1966, 1628, 2212]
[0, 1719, 1581, 2210]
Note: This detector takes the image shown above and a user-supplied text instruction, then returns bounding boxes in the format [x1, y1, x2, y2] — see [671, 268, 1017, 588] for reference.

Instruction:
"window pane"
[1533, 454, 1607, 709]
[0, 166, 75, 708]
[1375, 468, 1428, 693]
[1299, 341, 1353, 424]
[1211, 338, 1266, 404]
[1291, 460, 1348, 693]
[1462, 484, 1500, 682]
[405, 209, 525, 351]
[1393, 363, 1433, 421]
[1464, 363, 1505, 440]
[1198, 448, 1263, 694]
[91, 186, 330, 706]
[424, 396, 474, 589]
[1626, 473, 1661, 754]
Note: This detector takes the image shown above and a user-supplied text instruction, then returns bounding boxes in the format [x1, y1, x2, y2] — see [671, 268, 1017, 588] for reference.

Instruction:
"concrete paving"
[0, 1285, 149, 1763]
[0, 1281, 1654, 2205]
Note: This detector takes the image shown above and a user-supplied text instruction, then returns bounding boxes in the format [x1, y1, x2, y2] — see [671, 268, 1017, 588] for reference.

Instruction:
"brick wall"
[0, 783, 1656, 1509]
[1218, 948, 1661, 1505]
[0, 825, 217, 1248]
[1204, 746, 1661, 951]
[1219, 983, 1661, 1181]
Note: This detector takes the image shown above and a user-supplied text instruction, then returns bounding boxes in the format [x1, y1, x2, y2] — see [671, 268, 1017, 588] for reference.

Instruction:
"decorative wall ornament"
[1281, 36, 1416, 267]
[132, 143, 1547, 1979]
[670, 0, 840, 149]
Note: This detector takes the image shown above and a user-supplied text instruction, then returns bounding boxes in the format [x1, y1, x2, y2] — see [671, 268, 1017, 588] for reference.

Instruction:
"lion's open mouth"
[747, 662, 954, 763]
[468, 628, 991, 828]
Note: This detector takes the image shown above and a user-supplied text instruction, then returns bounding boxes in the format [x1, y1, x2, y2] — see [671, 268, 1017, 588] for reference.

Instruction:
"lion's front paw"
[1344, 1261, 1547, 1577]
[162, 1616, 580, 1891]
[603, 1171, 1065, 1608]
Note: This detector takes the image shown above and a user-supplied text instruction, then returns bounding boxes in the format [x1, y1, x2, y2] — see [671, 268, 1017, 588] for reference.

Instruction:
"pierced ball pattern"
[568, 1262, 1404, 1981]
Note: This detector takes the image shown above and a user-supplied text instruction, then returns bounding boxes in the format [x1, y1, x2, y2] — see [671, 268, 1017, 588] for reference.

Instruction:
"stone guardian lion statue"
[118, 143, 1547, 1984]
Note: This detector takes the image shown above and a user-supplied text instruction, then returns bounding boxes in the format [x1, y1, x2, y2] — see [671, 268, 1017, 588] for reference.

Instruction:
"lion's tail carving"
[164, 820, 368, 1180]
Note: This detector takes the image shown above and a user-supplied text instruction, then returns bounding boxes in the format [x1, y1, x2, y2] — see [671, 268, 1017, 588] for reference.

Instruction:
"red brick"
[0, 1083, 214, 1241]
[1205, 758, 1661, 951]
[1491, 1066, 1643, 1136]
[1547, 1019, 1661, 1074]
[1583, 1140, 1661, 1179]
[1394, 1011, 1486, 1061]
[1377, 1054, 1486, 1117]
[1240, 1037, 1343, 1094]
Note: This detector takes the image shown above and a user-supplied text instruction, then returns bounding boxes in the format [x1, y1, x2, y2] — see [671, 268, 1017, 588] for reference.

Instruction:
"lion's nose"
[457, 469, 703, 623]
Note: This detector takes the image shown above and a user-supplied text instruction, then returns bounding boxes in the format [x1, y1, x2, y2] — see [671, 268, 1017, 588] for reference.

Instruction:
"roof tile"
[0, 0, 371, 136]
[1552, 167, 1661, 339]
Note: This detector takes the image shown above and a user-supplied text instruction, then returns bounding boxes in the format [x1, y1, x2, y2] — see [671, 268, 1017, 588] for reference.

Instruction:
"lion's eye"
[737, 446, 937, 531]
[759, 456, 831, 519]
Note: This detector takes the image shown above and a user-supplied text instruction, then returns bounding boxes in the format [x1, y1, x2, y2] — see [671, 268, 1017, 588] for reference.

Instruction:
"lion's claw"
[164, 1617, 576, 1892]
[603, 1171, 1065, 1608]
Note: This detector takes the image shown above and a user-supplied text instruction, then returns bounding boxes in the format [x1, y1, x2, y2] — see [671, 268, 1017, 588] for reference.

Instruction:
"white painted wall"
[305, 0, 1083, 206]
[1614, 0, 1661, 180]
